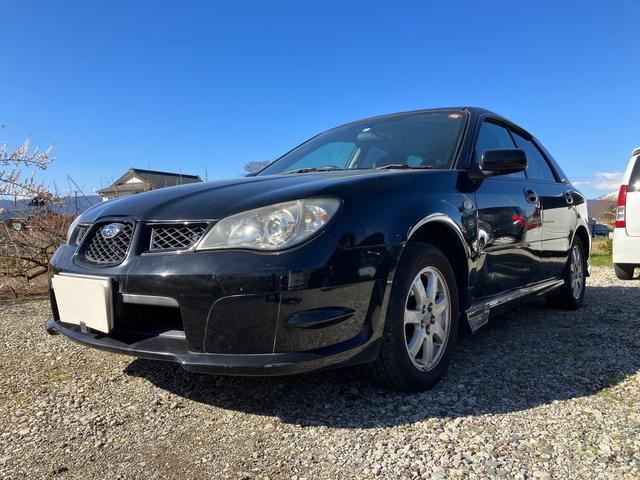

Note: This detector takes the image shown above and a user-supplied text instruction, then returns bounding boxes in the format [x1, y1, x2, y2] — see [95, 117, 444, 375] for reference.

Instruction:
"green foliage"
[591, 237, 613, 257]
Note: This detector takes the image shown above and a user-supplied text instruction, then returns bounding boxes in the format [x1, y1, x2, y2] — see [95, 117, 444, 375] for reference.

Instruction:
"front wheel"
[370, 243, 459, 392]
[546, 238, 587, 310]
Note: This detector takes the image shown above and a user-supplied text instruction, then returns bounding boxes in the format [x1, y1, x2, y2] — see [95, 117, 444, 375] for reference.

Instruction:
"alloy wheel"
[403, 266, 451, 371]
[570, 244, 584, 299]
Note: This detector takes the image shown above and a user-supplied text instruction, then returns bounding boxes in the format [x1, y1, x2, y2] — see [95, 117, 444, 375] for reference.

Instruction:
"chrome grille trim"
[149, 224, 207, 251]
[84, 222, 134, 265]
[75, 225, 90, 244]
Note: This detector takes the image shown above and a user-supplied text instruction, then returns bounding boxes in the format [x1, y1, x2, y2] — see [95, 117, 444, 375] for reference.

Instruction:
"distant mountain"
[597, 191, 618, 201]
[0, 195, 101, 220]
[587, 197, 615, 223]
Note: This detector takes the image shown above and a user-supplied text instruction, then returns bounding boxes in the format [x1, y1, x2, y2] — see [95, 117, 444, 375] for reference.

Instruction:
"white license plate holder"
[51, 274, 113, 333]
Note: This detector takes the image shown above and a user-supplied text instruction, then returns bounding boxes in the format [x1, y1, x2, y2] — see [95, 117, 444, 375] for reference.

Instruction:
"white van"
[613, 146, 640, 279]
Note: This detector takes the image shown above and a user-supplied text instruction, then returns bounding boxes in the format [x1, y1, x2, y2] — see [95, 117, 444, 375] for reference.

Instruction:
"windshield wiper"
[375, 164, 435, 170]
[284, 166, 342, 174]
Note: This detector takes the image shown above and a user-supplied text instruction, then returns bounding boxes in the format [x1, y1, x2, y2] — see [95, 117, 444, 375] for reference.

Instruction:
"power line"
[66, 175, 95, 208]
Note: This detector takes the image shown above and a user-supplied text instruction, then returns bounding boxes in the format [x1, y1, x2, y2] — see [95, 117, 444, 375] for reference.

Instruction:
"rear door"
[624, 153, 640, 236]
[510, 132, 576, 279]
[472, 120, 543, 300]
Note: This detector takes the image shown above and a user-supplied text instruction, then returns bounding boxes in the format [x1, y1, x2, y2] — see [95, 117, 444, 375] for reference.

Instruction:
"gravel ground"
[1, 266, 639, 480]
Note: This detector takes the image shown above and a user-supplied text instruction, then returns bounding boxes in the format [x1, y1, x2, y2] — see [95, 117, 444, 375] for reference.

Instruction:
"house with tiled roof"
[97, 168, 202, 200]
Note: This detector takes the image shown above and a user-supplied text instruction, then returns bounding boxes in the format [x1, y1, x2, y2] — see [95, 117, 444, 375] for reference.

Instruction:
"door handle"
[564, 191, 574, 205]
[524, 188, 539, 205]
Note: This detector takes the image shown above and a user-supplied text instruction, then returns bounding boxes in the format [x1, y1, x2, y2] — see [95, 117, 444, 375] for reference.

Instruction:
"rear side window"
[630, 157, 640, 192]
[475, 121, 525, 179]
[511, 132, 557, 182]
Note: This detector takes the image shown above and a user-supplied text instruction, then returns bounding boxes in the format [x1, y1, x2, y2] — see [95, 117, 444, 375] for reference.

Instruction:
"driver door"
[471, 120, 543, 300]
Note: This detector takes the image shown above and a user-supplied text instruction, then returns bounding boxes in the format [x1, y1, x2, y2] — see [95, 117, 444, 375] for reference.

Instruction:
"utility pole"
[74, 191, 78, 215]
[66, 175, 93, 210]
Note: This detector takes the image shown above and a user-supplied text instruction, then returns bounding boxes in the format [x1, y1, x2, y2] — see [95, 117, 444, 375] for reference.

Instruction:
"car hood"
[81, 170, 416, 222]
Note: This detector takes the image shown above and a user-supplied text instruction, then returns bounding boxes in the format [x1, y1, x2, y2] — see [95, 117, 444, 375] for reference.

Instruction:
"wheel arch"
[573, 224, 592, 276]
[405, 215, 472, 329]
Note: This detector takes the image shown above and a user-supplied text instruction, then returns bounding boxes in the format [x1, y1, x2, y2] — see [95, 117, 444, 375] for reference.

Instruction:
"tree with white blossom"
[0, 126, 59, 296]
[0, 126, 55, 199]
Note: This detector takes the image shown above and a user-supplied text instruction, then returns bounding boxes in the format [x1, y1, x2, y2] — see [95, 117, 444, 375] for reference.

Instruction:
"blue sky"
[1, 0, 639, 199]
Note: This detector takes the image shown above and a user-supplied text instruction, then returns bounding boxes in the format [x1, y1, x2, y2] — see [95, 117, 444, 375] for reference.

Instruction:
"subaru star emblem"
[101, 223, 121, 239]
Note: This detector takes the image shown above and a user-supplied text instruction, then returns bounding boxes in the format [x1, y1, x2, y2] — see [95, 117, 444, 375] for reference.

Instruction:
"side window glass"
[630, 158, 640, 192]
[512, 132, 557, 182]
[475, 121, 525, 179]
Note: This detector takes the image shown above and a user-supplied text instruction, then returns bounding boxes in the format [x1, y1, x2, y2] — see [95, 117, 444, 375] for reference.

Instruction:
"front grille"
[75, 225, 90, 244]
[149, 224, 207, 251]
[84, 222, 134, 265]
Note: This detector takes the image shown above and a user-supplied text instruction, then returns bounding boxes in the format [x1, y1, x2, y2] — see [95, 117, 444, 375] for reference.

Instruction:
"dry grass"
[591, 237, 613, 256]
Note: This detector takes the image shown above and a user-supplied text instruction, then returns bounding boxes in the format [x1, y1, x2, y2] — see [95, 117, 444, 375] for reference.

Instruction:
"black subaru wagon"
[46, 107, 591, 392]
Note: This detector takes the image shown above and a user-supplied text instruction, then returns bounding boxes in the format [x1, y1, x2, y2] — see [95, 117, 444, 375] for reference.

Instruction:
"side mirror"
[471, 149, 527, 179]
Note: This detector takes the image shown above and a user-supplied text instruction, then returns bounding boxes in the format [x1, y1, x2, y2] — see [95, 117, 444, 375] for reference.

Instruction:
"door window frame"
[470, 116, 527, 182]
[465, 113, 565, 184]
[508, 129, 562, 184]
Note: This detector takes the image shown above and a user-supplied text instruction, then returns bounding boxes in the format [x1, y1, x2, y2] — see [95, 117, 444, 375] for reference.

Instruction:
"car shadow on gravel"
[125, 285, 640, 428]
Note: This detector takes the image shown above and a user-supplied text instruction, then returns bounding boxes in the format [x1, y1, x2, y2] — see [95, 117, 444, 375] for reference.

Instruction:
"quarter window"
[511, 132, 557, 182]
[630, 158, 640, 192]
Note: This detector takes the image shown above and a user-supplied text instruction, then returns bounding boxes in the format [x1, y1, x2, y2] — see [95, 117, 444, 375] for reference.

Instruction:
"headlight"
[196, 198, 341, 251]
[66, 216, 82, 245]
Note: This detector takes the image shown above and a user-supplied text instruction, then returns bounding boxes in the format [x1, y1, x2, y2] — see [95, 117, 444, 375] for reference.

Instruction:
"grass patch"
[591, 255, 612, 267]
[580, 444, 599, 457]
[46, 366, 71, 382]
[591, 237, 613, 256]
[13, 392, 30, 404]
[589, 237, 612, 267]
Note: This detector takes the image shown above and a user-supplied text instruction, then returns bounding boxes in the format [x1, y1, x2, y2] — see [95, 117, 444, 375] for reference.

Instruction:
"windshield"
[259, 110, 467, 175]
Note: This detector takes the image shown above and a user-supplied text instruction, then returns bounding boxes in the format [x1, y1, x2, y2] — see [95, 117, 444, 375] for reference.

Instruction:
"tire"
[545, 237, 587, 310]
[614, 263, 635, 280]
[370, 243, 459, 392]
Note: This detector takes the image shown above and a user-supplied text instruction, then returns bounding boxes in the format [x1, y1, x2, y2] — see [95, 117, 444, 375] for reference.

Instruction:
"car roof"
[329, 106, 517, 132]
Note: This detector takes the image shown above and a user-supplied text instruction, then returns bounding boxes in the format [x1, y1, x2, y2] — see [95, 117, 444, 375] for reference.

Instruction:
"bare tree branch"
[0, 213, 70, 284]
[243, 161, 270, 174]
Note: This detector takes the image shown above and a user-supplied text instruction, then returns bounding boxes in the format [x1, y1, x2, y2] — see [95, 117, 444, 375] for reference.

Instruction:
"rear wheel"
[370, 243, 459, 392]
[614, 263, 635, 280]
[546, 238, 587, 310]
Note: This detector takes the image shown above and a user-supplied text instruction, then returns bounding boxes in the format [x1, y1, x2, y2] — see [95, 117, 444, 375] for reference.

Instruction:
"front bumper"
[47, 241, 402, 375]
[45, 317, 379, 375]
